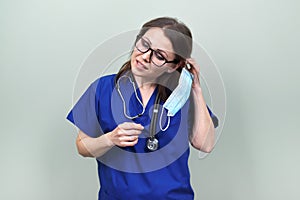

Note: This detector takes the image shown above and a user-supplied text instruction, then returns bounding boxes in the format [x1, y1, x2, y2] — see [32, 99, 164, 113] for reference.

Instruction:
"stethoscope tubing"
[116, 75, 170, 132]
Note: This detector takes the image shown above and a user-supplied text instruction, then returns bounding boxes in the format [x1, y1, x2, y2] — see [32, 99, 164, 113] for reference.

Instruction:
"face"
[130, 27, 179, 82]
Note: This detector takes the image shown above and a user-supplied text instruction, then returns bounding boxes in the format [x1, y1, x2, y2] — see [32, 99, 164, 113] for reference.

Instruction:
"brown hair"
[115, 17, 193, 101]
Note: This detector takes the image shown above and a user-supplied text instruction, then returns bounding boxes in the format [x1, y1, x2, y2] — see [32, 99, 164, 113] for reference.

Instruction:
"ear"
[167, 60, 185, 73]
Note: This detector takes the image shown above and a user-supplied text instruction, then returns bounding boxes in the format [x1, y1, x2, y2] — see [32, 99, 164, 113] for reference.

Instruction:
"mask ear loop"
[159, 107, 170, 131]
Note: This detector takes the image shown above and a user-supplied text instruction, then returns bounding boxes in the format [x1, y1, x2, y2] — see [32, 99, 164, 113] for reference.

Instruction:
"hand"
[107, 122, 144, 147]
[186, 58, 201, 89]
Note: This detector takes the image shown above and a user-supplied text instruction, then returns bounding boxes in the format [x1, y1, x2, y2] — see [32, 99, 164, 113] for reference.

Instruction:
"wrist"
[192, 85, 202, 94]
[103, 133, 115, 147]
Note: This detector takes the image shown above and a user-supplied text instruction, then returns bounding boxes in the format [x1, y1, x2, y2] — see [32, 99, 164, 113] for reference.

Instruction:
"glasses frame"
[135, 36, 179, 67]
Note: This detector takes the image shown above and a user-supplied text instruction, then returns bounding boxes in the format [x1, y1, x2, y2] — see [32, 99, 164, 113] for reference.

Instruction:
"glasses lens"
[152, 51, 166, 67]
[135, 37, 166, 67]
[136, 38, 149, 53]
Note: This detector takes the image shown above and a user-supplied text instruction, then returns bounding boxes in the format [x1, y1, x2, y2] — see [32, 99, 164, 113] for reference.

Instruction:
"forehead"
[142, 28, 174, 53]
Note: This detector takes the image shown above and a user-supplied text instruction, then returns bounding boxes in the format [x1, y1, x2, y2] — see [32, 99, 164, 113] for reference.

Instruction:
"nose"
[142, 49, 153, 63]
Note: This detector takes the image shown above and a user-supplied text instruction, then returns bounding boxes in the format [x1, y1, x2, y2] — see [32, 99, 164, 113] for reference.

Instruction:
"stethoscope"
[116, 75, 171, 151]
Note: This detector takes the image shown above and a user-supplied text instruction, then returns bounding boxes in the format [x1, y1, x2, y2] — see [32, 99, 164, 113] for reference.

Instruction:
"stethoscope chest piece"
[147, 137, 158, 151]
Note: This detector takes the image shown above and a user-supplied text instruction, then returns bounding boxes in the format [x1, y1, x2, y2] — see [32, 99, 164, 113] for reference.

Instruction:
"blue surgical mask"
[163, 68, 194, 117]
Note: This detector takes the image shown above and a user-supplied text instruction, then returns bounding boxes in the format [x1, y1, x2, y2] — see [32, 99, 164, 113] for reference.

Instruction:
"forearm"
[190, 87, 215, 152]
[77, 131, 115, 158]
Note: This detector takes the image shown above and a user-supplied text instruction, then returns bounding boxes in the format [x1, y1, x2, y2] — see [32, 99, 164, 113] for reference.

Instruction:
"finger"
[119, 135, 138, 141]
[186, 58, 197, 65]
[186, 58, 200, 71]
[185, 59, 200, 83]
[119, 139, 139, 147]
[118, 129, 143, 136]
[119, 122, 144, 130]
[118, 137, 139, 147]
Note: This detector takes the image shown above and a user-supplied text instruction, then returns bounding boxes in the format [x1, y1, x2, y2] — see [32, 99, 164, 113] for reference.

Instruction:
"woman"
[67, 17, 218, 200]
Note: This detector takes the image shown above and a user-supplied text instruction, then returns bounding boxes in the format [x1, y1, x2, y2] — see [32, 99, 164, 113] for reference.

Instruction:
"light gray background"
[1, 0, 299, 199]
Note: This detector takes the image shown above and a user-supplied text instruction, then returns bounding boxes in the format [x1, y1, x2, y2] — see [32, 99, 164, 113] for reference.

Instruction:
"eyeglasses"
[135, 37, 179, 67]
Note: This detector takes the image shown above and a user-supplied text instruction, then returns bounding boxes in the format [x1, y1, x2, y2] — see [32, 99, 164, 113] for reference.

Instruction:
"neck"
[133, 75, 157, 106]
[133, 75, 156, 91]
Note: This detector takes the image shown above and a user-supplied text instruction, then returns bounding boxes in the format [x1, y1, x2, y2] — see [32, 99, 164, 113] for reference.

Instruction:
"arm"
[76, 122, 144, 158]
[76, 130, 114, 158]
[187, 58, 215, 153]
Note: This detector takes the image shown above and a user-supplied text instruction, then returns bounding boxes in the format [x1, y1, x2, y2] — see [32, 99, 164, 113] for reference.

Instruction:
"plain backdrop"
[1, 0, 299, 199]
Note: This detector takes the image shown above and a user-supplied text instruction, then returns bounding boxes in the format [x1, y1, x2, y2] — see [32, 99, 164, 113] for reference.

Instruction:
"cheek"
[130, 50, 138, 64]
[131, 48, 142, 58]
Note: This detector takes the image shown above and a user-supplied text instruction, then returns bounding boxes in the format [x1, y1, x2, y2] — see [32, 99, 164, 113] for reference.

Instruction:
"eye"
[154, 51, 166, 61]
[141, 38, 150, 48]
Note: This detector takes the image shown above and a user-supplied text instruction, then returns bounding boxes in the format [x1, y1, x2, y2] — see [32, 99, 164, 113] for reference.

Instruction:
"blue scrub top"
[67, 74, 217, 200]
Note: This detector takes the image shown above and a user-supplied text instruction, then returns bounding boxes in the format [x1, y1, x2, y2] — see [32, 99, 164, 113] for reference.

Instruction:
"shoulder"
[91, 74, 116, 90]
[89, 74, 116, 99]
[99, 74, 116, 82]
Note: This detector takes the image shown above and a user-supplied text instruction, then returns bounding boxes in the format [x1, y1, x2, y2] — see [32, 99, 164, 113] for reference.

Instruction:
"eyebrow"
[143, 37, 152, 45]
[143, 37, 169, 58]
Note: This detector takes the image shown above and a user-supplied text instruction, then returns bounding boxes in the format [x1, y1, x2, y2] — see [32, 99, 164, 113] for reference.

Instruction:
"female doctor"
[67, 17, 218, 200]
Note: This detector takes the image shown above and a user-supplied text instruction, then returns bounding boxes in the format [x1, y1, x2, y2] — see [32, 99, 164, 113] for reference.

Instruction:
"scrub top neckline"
[135, 85, 159, 112]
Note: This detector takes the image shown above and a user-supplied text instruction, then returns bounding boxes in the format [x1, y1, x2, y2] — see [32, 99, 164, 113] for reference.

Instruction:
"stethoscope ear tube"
[117, 75, 146, 119]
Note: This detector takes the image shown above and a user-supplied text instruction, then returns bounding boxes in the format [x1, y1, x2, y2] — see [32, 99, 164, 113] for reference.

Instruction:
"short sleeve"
[206, 106, 219, 128]
[66, 79, 103, 138]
